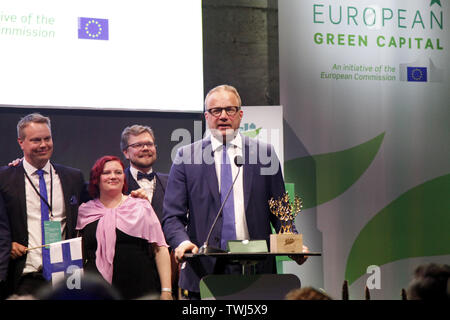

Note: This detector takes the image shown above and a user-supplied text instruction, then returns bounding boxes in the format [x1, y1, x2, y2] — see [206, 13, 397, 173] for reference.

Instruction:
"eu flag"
[407, 67, 427, 82]
[78, 17, 109, 40]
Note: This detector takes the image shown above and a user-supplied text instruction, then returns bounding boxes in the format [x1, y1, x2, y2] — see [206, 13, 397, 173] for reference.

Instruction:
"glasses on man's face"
[127, 141, 156, 150]
[206, 106, 240, 117]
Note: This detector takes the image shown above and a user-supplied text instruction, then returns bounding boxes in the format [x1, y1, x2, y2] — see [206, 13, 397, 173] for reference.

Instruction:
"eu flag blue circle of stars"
[411, 68, 424, 81]
[84, 20, 103, 38]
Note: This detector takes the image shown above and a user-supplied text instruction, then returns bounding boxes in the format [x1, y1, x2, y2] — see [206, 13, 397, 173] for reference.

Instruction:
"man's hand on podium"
[289, 244, 309, 265]
[175, 241, 198, 263]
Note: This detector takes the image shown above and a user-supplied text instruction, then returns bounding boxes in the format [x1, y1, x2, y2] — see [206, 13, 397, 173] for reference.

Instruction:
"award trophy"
[269, 192, 303, 253]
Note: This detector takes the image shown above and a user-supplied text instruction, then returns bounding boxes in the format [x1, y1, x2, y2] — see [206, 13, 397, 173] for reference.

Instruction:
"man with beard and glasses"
[120, 125, 168, 220]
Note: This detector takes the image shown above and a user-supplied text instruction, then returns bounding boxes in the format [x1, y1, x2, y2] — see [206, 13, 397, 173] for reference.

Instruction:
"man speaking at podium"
[162, 85, 307, 299]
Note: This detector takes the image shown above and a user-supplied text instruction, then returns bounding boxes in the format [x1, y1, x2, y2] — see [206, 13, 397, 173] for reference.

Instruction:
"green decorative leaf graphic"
[285, 132, 385, 209]
[345, 173, 450, 285]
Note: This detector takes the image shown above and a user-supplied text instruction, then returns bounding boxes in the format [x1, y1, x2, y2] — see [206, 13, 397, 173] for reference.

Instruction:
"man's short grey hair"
[204, 84, 242, 110]
[120, 125, 155, 151]
[17, 113, 51, 140]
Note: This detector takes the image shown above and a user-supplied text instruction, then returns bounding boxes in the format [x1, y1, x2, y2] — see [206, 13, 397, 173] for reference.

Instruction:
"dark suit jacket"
[0, 162, 88, 294]
[162, 135, 285, 292]
[124, 167, 168, 222]
[0, 192, 10, 283]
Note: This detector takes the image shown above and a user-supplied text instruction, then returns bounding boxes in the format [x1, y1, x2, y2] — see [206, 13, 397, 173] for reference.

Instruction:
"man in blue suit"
[162, 85, 307, 298]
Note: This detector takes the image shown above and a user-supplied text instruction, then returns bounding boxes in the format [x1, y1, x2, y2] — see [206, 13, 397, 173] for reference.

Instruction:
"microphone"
[198, 155, 244, 254]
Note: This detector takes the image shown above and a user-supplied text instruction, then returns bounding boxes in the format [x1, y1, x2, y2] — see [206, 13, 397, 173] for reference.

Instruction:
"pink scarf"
[76, 197, 167, 283]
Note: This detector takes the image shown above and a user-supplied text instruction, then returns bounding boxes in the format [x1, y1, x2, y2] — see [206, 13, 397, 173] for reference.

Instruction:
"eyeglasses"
[126, 142, 156, 149]
[206, 106, 241, 117]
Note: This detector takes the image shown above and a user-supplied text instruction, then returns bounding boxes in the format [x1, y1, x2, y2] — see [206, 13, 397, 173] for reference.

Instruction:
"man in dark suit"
[120, 124, 177, 296]
[0, 193, 11, 298]
[162, 85, 308, 298]
[0, 113, 88, 297]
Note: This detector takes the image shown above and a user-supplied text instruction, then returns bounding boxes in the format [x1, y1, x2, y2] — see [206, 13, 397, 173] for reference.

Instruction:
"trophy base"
[270, 233, 303, 253]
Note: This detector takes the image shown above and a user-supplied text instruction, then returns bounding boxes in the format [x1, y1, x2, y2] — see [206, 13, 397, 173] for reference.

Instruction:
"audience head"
[285, 287, 333, 300]
[121, 125, 157, 172]
[6, 294, 36, 300]
[88, 155, 127, 198]
[16, 113, 53, 169]
[36, 272, 122, 300]
[407, 263, 450, 300]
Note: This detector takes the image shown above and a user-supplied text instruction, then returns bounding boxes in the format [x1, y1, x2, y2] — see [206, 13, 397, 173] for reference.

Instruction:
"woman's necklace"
[101, 194, 127, 209]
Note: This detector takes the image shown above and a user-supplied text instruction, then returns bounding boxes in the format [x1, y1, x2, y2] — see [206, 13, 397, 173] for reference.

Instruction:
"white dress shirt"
[129, 166, 156, 203]
[22, 159, 65, 274]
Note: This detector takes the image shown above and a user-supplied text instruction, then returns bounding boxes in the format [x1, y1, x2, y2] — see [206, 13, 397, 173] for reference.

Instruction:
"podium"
[184, 252, 321, 300]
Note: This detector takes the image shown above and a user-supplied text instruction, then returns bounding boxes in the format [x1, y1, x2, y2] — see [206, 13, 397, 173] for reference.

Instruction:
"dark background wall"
[0, 108, 203, 176]
[203, 0, 279, 106]
[0, 0, 279, 178]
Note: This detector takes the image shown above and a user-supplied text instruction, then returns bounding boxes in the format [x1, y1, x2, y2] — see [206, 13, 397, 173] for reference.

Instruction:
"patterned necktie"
[36, 169, 51, 280]
[220, 145, 236, 250]
[137, 171, 155, 181]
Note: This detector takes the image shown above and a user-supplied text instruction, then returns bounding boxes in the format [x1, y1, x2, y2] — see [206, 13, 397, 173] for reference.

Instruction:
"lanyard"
[24, 165, 54, 219]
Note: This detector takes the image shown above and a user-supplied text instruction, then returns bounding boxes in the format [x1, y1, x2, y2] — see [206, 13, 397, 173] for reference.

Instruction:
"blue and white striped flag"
[48, 237, 83, 285]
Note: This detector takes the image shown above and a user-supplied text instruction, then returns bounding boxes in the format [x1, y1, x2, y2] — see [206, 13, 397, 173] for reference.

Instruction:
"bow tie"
[137, 171, 156, 181]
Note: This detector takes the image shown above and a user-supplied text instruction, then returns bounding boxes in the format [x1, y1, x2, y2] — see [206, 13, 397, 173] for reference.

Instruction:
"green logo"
[240, 122, 262, 138]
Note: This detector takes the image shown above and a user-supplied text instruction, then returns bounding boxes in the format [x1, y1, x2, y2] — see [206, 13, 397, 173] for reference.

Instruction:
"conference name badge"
[44, 221, 62, 244]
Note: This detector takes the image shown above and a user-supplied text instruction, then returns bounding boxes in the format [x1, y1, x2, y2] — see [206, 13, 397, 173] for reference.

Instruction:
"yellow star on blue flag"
[430, 0, 442, 7]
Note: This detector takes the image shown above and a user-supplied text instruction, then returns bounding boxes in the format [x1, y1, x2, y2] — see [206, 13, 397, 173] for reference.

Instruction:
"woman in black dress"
[76, 156, 172, 300]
